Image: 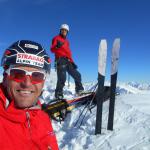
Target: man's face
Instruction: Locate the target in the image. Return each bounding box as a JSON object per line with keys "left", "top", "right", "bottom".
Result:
{"left": 60, "top": 29, "right": 68, "bottom": 37}
{"left": 5, "top": 66, "right": 45, "bottom": 108}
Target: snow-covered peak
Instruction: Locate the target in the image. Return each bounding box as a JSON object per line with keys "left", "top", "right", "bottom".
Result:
{"left": 127, "top": 81, "right": 150, "bottom": 90}
{"left": 116, "top": 82, "right": 143, "bottom": 94}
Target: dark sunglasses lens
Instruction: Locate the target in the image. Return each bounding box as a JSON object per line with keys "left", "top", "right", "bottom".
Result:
{"left": 32, "top": 72, "right": 45, "bottom": 83}
{"left": 10, "top": 69, "right": 25, "bottom": 80}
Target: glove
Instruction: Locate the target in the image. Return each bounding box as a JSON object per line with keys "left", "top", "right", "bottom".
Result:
{"left": 72, "top": 62, "right": 78, "bottom": 69}
{"left": 56, "top": 40, "right": 64, "bottom": 49}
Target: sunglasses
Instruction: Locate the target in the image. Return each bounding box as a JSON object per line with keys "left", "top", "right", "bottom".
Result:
{"left": 5, "top": 68, "right": 46, "bottom": 84}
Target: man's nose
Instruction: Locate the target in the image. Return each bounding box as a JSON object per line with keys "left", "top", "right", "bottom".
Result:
{"left": 21, "top": 75, "right": 32, "bottom": 87}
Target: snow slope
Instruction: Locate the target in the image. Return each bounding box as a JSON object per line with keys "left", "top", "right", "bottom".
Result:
{"left": 41, "top": 70, "right": 150, "bottom": 150}
{"left": 52, "top": 92, "right": 150, "bottom": 150}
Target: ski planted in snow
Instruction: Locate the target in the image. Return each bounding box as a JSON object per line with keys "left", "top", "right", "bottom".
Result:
{"left": 95, "top": 39, "right": 107, "bottom": 134}
{"left": 107, "top": 38, "right": 120, "bottom": 131}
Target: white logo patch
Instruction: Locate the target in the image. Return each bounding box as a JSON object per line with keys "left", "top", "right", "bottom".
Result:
{"left": 25, "top": 44, "right": 38, "bottom": 50}
{"left": 16, "top": 53, "right": 44, "bottom": 68}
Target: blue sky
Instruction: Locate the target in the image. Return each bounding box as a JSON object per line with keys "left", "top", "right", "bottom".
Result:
{"left": 0, "top": 0, "right": 150, "bottom": 83}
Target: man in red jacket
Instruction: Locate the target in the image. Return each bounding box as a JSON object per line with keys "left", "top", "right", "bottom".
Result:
{"left": 0, "top": 40, "right": 59, "bottom": 150}
{"left": 51, "top": 24, "right": 84, "bottom": 99}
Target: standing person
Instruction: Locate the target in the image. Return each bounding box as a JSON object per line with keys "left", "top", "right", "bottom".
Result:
{"left": 0, "top": 40, "right": 59, "bottom": 150}
{"left": 51, "top": 24, "right": 84, "bottom": 99}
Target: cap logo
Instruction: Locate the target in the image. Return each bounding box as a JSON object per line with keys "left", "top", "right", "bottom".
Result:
{"left": 25, "top": 44, "right": 38, "bottom": 50}
{"left": 16, "top": 53, "right": 44, "bottom": 68}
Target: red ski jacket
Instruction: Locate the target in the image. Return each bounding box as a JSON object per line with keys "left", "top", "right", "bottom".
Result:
{"left": 51, "top": 35, "right": 73, "bottom": 62}
{"left": 0, "top": 84, "right": 59, "bottom": 150}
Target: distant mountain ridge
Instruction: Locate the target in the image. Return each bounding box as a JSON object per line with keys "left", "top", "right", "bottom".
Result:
{"left": 41, "top": 70, "right": 150, "bottom": 102}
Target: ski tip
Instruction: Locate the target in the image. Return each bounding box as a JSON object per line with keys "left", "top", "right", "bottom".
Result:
{"left": 113, "top": 38, "right": 120, "bottom": 45}
{"left": 101, "top": 39, "right": 107, "bottom": 42}
{"left": 100, "top": 39, "right": 107, "bottom": 50}
{"left": 113, "top": 38, "right": 120, "bottom": 51}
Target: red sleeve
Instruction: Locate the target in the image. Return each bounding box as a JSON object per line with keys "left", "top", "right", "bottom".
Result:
{"left": 51, "top": 37, "right": 58, "bottom": 53}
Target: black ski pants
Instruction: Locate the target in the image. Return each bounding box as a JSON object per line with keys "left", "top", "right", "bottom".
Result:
{"left": 55, "top": 57, "right": 84, "bottom": 97}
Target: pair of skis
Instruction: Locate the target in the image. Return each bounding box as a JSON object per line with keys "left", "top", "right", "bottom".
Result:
{"left": 95, "top": 38, "right": 120, "bottom": 134}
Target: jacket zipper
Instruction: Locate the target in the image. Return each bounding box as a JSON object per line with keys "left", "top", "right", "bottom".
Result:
{"left": 26, "top": 111, "right": 32, "bottom": 140}
{"left": 26, "top": 111, "right": 31, "bottom": 128}
{"left": 26, "top": 111, "right": 38, "bottom": 148}
{"left": 26, "top": 111, "right": 52, "bottom": 149}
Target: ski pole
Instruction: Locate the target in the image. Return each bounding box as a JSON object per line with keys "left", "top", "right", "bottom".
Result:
{"left": 68, "top": 73, "right": 70, "bottom": 88}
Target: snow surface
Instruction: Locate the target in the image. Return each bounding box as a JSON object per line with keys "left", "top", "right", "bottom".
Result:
{"left": 41, "top": 70, "right": 150, "bottom": 150}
